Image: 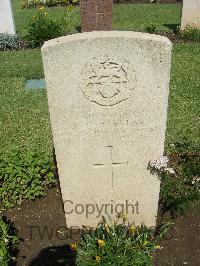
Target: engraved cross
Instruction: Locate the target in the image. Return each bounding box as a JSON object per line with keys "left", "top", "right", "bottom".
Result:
{"left": 93, "top": 146, "right": 128, "bottom": 191}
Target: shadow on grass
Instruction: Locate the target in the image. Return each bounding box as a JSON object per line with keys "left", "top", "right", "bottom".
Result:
{"left": 28, "top": 244, "right": 76, "bottom": 266}
{"left": 163, "top": 23, "right": 180, "bottom": 33}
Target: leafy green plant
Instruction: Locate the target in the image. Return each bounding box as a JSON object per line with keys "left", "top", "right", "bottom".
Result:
{"left": 180, "top": 25, "right": 200, "bottom": 42}
{"left": 0, "top": 150, "right": 55, "bottom": 210}
{"left": 150, "top": 152, "right": 200, "bottom": 216}
{"left": 162, "top": 152, "right": 200, "bottom": 215}
{"left": 24, "top": 7, "right": 73, "bottom": 47}
{"left": 75, "top": 216, "right": 171, "bottom": 265}
{"left": 21, "top": 0, "right": 78, "bottom": 9}
{"left": 0, "top": 216, "right": 19, "bottom": 266}
{"left": 0, "top": 34, "right": 22, "bottom": 51}
{"left": 145, "top": 24, "right": 157, "bottom": 34}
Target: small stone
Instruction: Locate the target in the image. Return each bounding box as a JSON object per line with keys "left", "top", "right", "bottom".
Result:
{"left": 25, "top": 79, "right": 46, "bottom": 90}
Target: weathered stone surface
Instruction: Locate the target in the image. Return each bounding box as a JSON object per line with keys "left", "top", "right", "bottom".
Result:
{"left": 181, "top": 0, "right": 200, "bottom": 30}
{"left": 42, "top": 31, "right": 172, "bottom": 228}
{"left": 80, "top": 0, "right": 113, "bottom": 32}
{"left": 0, "top": 0, "right": 15, "bottom": 34}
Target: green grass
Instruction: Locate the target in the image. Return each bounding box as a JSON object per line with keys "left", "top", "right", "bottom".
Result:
{"left": 12, "top": 0, "right": 80, "bottom": 37}
{"left": 166, "top": 44, "right": 200, "bottom": 152}
{"left": 0, "top": 50, "right": 53, "bottom": 156}
{"left": 0, "top": 44, "right": 199, "bottom": 156}
{"left": 12, "top": 1, "right": 181, "bottom": 37}
{"left": 112, "top": 4, "right": 181, "bottom": 32}
{"left": 0, "top": 49, "right": 43, "bottom": 78}
{"left": 1, "top": 2, "right": 199, "bottom": 156}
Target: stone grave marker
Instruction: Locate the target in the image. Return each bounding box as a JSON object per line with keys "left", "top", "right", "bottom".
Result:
{"left": 42, "top": 31, "right": 172, "bottom": 228}
{"left": 80, "top": 0, "right": 113, "bottom": 32}
{"left": 181, "top": 0, "right": 200, "bottom": 30}
{"left": 0, "top": 0, "right": 15, "bottom": 34}
{"left": 25, "top": 79, "right": 46, "bottom": 90}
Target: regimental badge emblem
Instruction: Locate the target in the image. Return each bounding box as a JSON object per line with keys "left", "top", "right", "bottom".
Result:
{"left": 81, "top": 56, "right": 137, "bottom": 107}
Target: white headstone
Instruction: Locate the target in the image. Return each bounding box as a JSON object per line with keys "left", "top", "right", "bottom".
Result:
{"left": 181, "top": 0, "right": 200, "bottom": 30}
{"left": 0, "top": 0, "right": 15, "bottom": 34}
{"left": 42, "top": 31, "right": 172, "bottom": 228}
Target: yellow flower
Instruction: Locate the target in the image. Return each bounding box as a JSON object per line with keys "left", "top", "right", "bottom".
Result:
{"left": 129, "top": 224, "right": 135, "bottom": 234}
{"left": 67, "top": 5, "right": 73, "bottom": 13}
{"left": 123, "top": 213, "right": 128, "bottom": 222}
{"left": 70, "top": 243, "right": 77, "bottom": 251}
{"left": 104, "top": 223, "right": 110, "bottom": 234}
{"left": 95, "top": 256, "right": 101, "bottom": 263}
{"left": 98, "top": 239, "right": 105, "bottom": 247}
{"left": 44, "top": 12, "right": 48, "bottom": 17}
{"left": 39, "top": 6, "right": 44, "bottom": 10}
{"left": 155, "top": 245, "right": 161, "bottom": 249}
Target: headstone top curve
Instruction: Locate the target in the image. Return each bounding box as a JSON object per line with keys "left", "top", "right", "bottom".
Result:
{"left": 42, "top": 31, "right": 172, "bottom": 51}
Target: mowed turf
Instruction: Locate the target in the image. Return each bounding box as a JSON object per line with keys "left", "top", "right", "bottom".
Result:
{"left": 1, "top": 2, "right": 199, "bottom": 156}
{"left": 0, "top": 44, "right": 199, "bottom": 156}
{"left": 12, "top": 0, "right": 181, "bottom": 37}
{"left": 166, "top": 44, "right": 200, "bottom": 152}
{"left": 0, "top": 50, "right": 53, "bottom": 157}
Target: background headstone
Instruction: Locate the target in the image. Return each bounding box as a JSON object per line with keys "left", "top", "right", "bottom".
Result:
{"left": 80, "top": 0, "right": 113, "bottom": 32}
{"left": 0, "top": 0, "right": 15, "bottom": 34}
{"left": 181, "top": 0, "right": 200, "bottom": 30}
{"left": 42, "top": 31, "right": 172, "bottom": 228}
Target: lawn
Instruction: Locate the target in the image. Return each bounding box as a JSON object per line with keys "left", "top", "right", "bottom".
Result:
{"left": 166, "top": 44, "right": 200, "bottom": 152}
{"left": 12, "top": 0, "right": 182, "bottom": 37}
{"left": 0, "top": 1, "right": 199, "bottom": 158}
{"left": 0, "top": 50, "right": 52, "bottom": 157}
{"left": 0, "top": 44, "right": 199, "bottom": 157}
